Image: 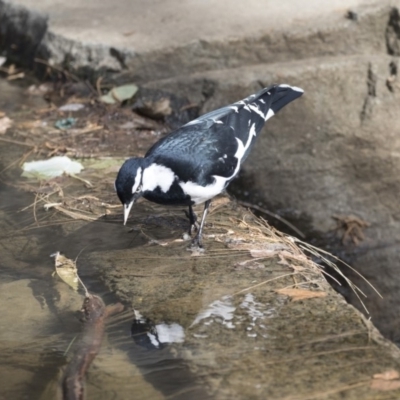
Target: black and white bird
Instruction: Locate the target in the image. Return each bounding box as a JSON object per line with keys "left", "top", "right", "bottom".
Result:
{"left": 115, "top": 84, "right": 303, "bottom": 247}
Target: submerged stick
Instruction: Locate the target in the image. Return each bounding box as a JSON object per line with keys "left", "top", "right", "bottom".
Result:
{"left": 62, "top": 294, "right": 124, "bottom": 400}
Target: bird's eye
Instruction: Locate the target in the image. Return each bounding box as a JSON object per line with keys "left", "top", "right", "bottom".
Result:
{"left": 135, "top": 185, "right": 142, "bottom": 193}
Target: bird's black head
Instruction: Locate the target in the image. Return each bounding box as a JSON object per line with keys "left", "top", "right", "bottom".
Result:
{"left": 115, "top": 157, "right": 144, "bottom": 224}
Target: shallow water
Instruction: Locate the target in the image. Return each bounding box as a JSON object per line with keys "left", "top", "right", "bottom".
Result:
{"left": 0, "top": 79, "right": 204, "bottom": 399}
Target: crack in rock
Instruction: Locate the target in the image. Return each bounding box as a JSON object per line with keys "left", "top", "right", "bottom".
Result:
{"left": 360, "top": 62, "right": 378, "bottom": 122}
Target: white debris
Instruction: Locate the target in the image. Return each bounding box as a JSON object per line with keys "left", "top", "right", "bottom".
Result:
{"left": 59, "top": 103, "right": 85, "bottom": 112}
{"left": 22, "top": 156, "right": 84, "bottom": 178}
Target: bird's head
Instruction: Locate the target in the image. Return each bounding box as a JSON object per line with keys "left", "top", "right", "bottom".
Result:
{"left": 115, "top": 158, "right": 144, "bottom": 225}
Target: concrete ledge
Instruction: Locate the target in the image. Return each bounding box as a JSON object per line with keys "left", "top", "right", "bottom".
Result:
{"left": 0, "top": 1, "right": 397, "bottom": 82}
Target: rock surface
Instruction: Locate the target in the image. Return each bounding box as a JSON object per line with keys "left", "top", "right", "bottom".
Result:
{"left": 3, "top": 0, "right": 400, "bottom": 341}
{"left": 86, "top": 199, "right": 400, "bottom": 400}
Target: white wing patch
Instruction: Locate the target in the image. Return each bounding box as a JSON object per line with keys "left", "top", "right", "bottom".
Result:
{"left": 265, "top": 108, "right": 275, "bottom": 121}
{"left": 279, "top": 83, "right": 304, "bottom": 93}
{"left": 248, "top": 104, "right": 275, "bottom": 121}
{"left": 142, "top": 164, "right": 175, "bottom": 193}
{"left": 248, "top": 104, "right": 266, "bottom": 119}
{"left": 180, "top": 123, "right": 257, "bottom": 204}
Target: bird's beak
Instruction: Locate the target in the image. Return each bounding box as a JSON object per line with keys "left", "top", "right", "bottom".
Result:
{"left": 123, "top": 201, "right": 134, "bottom": 225}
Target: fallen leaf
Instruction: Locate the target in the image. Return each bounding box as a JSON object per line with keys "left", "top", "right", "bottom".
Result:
{"left": 112, "top": 84, "right": 138, "bottom": 102}
{"left": 51, "top": 251, "right": 80, "bottom": 291}
{"left": 22, "top": 156, "right": 84, "bottom": 179}
{"left": 275, "top": 288, "right": 327, "bottom": 301}
{"left": 0, "top": 116, "right": 12, "bottom": 134}
{"left": 370, "top": 379, "right": 400, "bottom": 391}
{"left": 99, "top": 92, "right": 116, "bottom": 104}
{"left": 373, "top": 370, "right": 400, "bottom": 380}
{"left": 100, "top": 84, "right": 138, "bottom": 104}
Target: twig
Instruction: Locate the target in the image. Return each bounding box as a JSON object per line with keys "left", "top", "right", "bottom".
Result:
{"left": 62, "top": 295, "right": 124, "bottom": 400}
{"left": 34, "top": 58, "right": 80, "bottom": 82}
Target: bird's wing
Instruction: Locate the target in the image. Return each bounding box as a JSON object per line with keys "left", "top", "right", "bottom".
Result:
{"left": 145, "top": 84, "right": 303, "bottom": 186}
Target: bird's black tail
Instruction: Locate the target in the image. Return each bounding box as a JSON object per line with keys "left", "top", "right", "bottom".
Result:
{"left": 242, "top": 84, "right": 304, "bottom": 117}
{"left": 267, "top": 84, "right": 304, "bottom": 114}
{"left": 228, "top": 84, "right": 303, "bottom": 158}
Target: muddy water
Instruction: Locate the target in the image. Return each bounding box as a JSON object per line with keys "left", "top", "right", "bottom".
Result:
{"left": 3, "top": 78, "right": 400, "bottom": 400}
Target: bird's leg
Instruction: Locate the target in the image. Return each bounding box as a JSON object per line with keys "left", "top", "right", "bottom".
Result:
{"left": 184, "top": 205, "right": 198, "bottom": 235}
{"left": 191, "top": 200, "right": 211, "bottom": 248}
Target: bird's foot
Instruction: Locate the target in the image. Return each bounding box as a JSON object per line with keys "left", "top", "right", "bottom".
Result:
{"left": 187, "top": 234, "right": 205, "bottom": 253}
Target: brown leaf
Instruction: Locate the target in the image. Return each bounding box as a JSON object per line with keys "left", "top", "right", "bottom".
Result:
{"left": 373, "top": 370, "right": 400, "bottom": 380}
{"left": 370, "top": 379, "right": 400, "bottom": 391}
{"left": 275, "top": 288, "right": 327, "bottom": 301}
{"left": 52, "top": 251, "right": 80, "bottom": 291}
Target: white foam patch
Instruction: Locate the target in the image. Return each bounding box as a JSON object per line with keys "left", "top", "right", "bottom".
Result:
{"left": 142, "top": 163, "right": 175, "bottom": 193}
{"left": 155, "top": 323, "right": 185, "bottom": 344}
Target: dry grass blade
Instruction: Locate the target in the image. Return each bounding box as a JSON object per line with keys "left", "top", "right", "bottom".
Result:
{"left": 233, "top": 273, "right": 299, "bottom": 295}
{"left": 293, "top": 240, "right": 381, "bottom": 315}
{"left": 237, "top": 217, "right": 380, "bottom": 314}
{"left": 294, "top": 237, "right": 382, "bottom": 299}
{"left": 238, "top": 200, "right": 306, "bottom": 238}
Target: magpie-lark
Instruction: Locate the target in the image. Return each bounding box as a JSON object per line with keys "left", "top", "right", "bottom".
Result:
{"left": 116, "top": 84, "right": 303, "bottom": 248}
